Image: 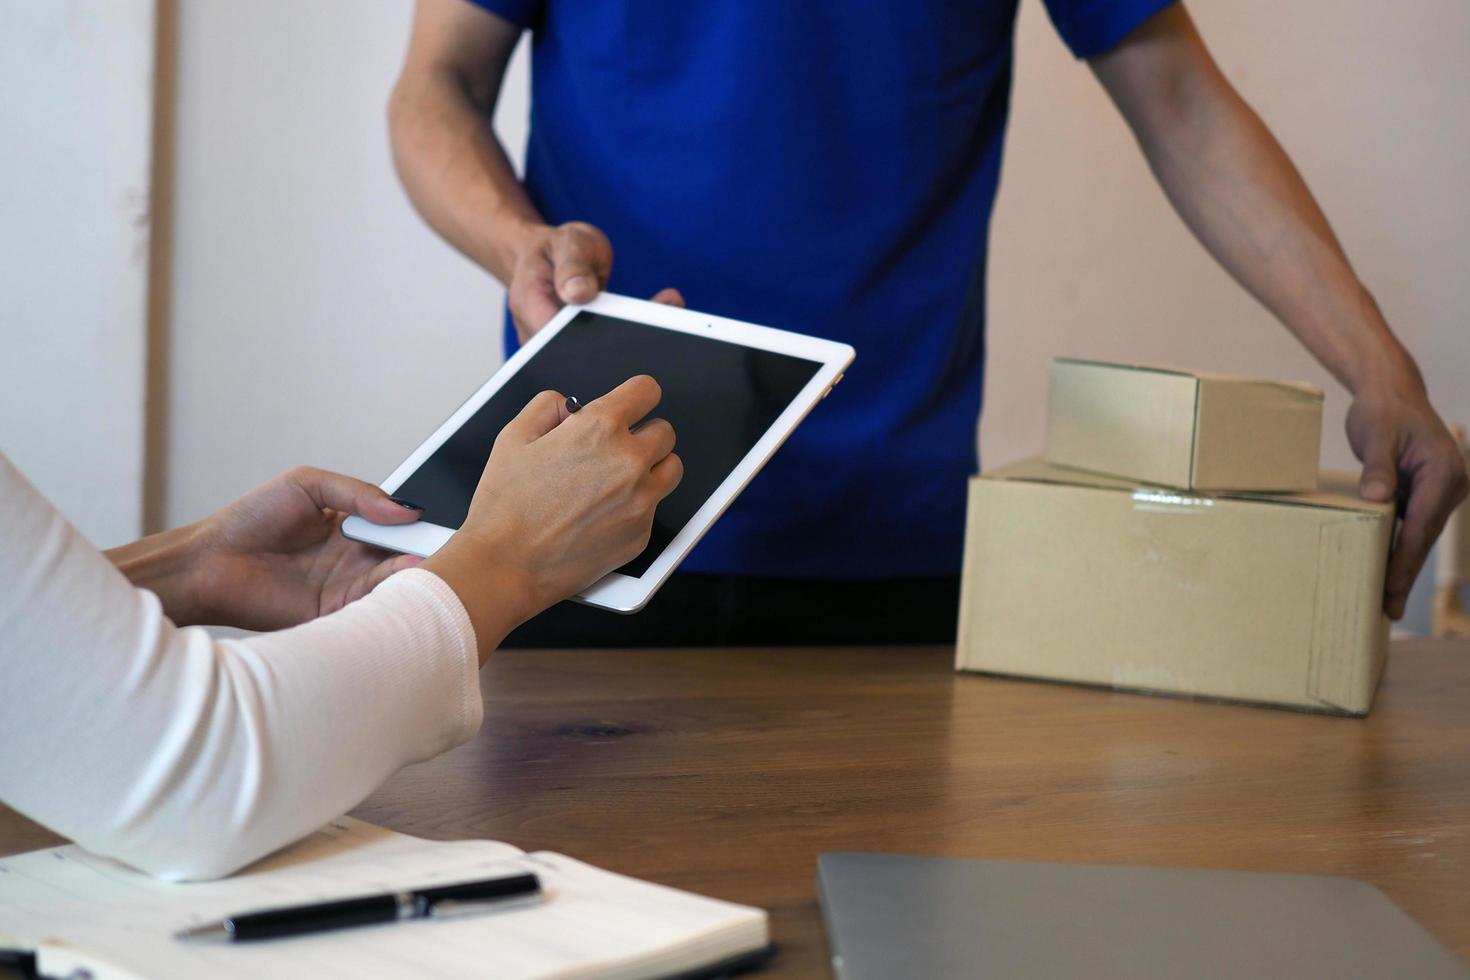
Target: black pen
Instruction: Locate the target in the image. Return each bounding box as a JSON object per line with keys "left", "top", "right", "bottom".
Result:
{"left": 175, "top": 873, "right": 543, "bottom": 942}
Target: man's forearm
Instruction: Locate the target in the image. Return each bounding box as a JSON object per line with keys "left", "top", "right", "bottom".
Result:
{"left": 1092, "top": 8, "right": 1469, "bottom": 621}
{"left": 393, "top": 4, "right": 630, "bottom": 340}
{"left": 388, "top": 63, "right": 542, "bottom": 284}
{"left": 1092, "top": 14, "right": 1420, "bottom": 400}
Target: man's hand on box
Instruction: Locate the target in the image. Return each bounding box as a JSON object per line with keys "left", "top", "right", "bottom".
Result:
{"left": 506, "top": 220, "right": 683, "bottom": 342}
{"left": 1347, "top": 371, "right": 1469, "bottom": 620}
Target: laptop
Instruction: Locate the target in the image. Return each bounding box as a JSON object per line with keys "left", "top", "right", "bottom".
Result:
{"left": 817, "top": 853, "right": 1469, "bottom": 979}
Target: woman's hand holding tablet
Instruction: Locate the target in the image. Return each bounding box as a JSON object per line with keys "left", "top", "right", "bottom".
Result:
{"left": 419, "top": 377, "right": 682, "bottom": 662}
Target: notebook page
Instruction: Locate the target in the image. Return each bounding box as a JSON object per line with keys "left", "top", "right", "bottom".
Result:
{"left": 0, "top": 819, "right": 766, "bottom": 980}
{"left": 503, "top": 853, "right": 767, "bottom": 980}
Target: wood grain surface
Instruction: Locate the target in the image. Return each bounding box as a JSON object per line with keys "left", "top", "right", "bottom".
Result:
{"left": 3, "top": 638, "right": 1468, "bottom": 978}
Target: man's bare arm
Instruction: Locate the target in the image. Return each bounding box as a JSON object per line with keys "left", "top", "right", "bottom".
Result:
{"left": 390, "top": 0, "right": 679, "bottom": 340}
{"left": 1092, "top": 4, "right": 1467, "bottom": 618}
{"left": 390, "top": 0, "right": 534, "bottom": 282}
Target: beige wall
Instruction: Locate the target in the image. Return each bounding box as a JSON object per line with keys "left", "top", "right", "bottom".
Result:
{"left": 152, "top": 1, "right": 1466, "bottom": 627}
{"left": 159, "top": 0, "right": 528, "bottom": 529}
{"left": 0, "top": 0, "right": 156, "bottom": 547}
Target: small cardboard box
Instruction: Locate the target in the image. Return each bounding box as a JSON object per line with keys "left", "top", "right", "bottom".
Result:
{"left": 956, "top": 459, "right": 1393, "bottom": 715}
{"left": 1045, "top": 358, "right": 1324, "bottom": 492}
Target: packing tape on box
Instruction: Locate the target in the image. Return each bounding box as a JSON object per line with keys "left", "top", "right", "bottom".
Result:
{"left": 1131, "top": 489, "right": 1218, "bottom": 515}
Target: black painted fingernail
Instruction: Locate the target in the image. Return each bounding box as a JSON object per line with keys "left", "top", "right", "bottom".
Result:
{"left": 565, "top": 395, "right": 582, "bottom": 414}
{"left": 390, "top": 496, "right": 423, "bottom": 511}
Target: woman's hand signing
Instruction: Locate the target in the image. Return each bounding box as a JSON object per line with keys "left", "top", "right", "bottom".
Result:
{"left": 422, "top": 375, "right": 683, "bottom": 661}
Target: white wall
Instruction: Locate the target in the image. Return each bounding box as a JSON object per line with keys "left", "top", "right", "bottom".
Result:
{"left": 0, "top": 1, "right": 155, "bottom": 547}
{"left": 984, "top": 0, "right": 1470, "bottom": 628}
{"left": 161, "top": 0, "right": 529, "bottom": 527}
{"left": 156, "top": 0, "right": 1466, "bottom": 625}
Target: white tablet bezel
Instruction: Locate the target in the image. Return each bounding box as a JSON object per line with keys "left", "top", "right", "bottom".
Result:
{"left": 342, "top": 292, "right": 854, "bottom": 613}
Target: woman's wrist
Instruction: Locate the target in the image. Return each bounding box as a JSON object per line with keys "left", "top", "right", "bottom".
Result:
{"left": 105, "top": 523, "right": 211, "bottom": 625}
{"left": 420, "top": 531, "right": 543, "bottom": 667}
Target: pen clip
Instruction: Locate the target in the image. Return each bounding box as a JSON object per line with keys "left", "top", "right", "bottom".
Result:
{"left": 428, "top": 892, "right": 547, "bottom": 919}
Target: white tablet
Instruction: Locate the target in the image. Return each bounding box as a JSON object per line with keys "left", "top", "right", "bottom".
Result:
{"left": 342, "top": 293, "right": 854, "bottom": 613}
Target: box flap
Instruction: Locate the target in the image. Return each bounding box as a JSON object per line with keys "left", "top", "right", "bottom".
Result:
{"left": 1192, "top": 372, "right": 1323, "bottom": 401}
{"left": 1053, "top": 356, "right": 1197, "bottom": 380}
{"left": 983, "top": 458, "right": 1390, "bottom": 515}
{"left": 1308, "top": 517, "right": 1392, "bottom": 711}
{"left": 1053, "top": 357, "right": 1323, "bottom": 401}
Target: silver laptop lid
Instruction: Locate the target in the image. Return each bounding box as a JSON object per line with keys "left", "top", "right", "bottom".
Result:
{"left": 818, "top": 853, "right": 1468, "bottom": 980}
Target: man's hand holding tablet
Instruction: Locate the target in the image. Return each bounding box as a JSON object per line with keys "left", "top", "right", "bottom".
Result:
{"left": 421, "top": 376, "right": 682, "bottom": 663}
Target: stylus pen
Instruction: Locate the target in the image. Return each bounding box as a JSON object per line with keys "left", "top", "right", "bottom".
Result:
{"left": 565, "top": 394, "right": 583, "bottom": 414}
{"left": 175, "top": 872, "right": 543, "bottom": 942}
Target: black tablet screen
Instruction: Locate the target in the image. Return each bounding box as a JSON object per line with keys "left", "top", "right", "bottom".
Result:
{"left": 392, "top": 312, "right": 824, "bottom": 576}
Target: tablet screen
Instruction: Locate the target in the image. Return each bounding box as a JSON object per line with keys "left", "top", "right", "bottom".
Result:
{"left": 393, "top": 311, "right": 824, "bottom": 576}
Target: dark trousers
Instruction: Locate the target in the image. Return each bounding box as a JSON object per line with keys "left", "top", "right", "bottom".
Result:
{"left": 503, "top": 573, "right": 962, "bottom": 648}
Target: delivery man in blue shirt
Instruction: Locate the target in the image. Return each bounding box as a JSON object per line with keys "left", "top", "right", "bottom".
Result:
{"left": 388, "top": 0, "right": 1467, "bottom": 646}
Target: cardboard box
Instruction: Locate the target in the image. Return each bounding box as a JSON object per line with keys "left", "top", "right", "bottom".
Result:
{"left": 1045, "top": 358, "right": 1324, "bottom": 492}
{"left": 955, "top": 459, "right": 1393, "bottom": 715}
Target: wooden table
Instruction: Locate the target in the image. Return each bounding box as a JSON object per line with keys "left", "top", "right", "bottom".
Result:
{"left": 3, "top": 638, "right": 1468, "bottom": 977}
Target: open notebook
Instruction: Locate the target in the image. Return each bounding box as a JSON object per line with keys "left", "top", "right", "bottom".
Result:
{"left": 0, "top": 818, "right": 770, "bottom": 979}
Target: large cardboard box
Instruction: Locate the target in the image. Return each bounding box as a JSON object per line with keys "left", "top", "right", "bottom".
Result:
{"left": 956, "top": 459, "right": 1394, "bottom": 715}
{"left": 1045, "top": 358, "right": 1324, "bottom": 492}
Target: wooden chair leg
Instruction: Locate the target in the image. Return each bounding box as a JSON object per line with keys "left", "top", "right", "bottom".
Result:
{"left": 1429, "top": 424, "right": 1467, "bottom": 640}
{"left": 1432, "top": 585, "right": 1470, "bottom": 639}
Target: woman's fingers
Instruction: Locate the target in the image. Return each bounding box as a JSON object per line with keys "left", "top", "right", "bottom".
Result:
{"left": 649, "top": 452, "right": 684, "bottom": 500}
{"left": 588, "top": 375, "right": 663, "bottom": 429}
{"left": 284, "top": 466, "right": 421, "bottom": 524}
{"left": 498, "top": 390, "right": 570, "bottom": 447}
{"left": 631, "top": 417, "right": 677, "bottom": 464}
{"left": 431, "top": 373, "right": 681, "bottom": 629}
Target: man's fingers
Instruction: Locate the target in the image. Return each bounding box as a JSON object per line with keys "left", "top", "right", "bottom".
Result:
{"left": 589, "top": 375, "right": 662, "bottom": 427}
{"left": 552, "top": 222, "right": 612, "bottom": 305}
{"left": 512, "top": 222, "right": 612, "bottom": 338}
{"left": 1358, "top": 437, "right": 1399, "bottom": 504}
{"left": 651, "top": 287, "right": 685, "bottom": 307}
{"left": 286, "top": 466, "right": 420, "bottom": 524}
{"left": 510, "top": 254, "right": 562, "bottom": 342}
{"left": 1383, "top": 462, "right": 1462, "bottom": 619}
{"left": 499, "top": 390, "right": 569, "bottom": 447}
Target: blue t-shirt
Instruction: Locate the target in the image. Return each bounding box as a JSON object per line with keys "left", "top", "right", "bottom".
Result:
{"left": 470, "top": 0, "right": 1174, "bottom": 580}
